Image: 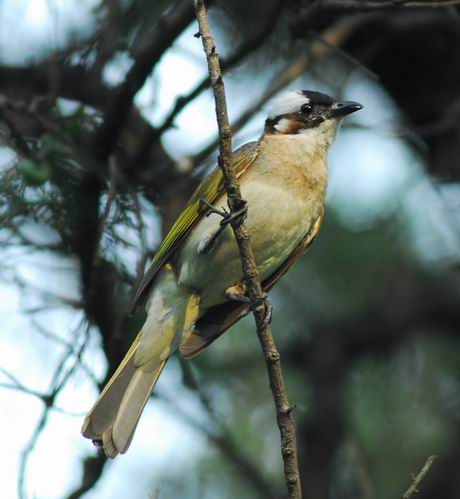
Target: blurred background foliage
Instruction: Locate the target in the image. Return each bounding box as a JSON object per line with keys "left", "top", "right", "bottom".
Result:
{"left": 1, "top": 0, "right": 460, "bottom": 498}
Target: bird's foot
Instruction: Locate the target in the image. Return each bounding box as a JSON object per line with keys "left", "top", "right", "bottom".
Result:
{"left": 200, "top": 198, "right": 248, "bottom": 228}
{"left": 199, "top": 198, "right": 229, "bottom": 219}
{"left": 260, "top": 292, "right": 273, "bottom": 329}
{"left": 226, "top": 286, "right": 272, "bottom": 327}
{"left": 198, "top": 199, "right": 248, "bottom": 255}
{"left": 225, "top": 284, "right": 250, "bottom": 303}
{"left": 219, "top": 202, "right": 248, "bottom": 228}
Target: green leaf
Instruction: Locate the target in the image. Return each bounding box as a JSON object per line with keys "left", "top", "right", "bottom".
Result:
{"left": 17, "top": 158, "right": 51, "bottom": 186}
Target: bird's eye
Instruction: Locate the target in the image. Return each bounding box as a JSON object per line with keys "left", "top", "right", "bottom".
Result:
{"left": 300, "top": 103, "right": 313, "bottom": 115}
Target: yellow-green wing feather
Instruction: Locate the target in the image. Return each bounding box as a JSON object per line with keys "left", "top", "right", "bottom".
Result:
{"left": 180, "top": 209, "right": 325, "bottom": 358}
{"left": 129, "top": 141, "right": 259, "bottom": 314}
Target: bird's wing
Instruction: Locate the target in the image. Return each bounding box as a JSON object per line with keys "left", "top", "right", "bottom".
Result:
{"left": 262, "top": 207, "right": 324, "bottom": 291}
{"left": 129, "top": 141, "right": 260, "bottom": 314}
{"left": 179, "top": 209, "right": 324, "bottom": 358}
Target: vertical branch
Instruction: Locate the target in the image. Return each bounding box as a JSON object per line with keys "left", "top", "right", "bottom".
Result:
{"left": 193, "top": 1, "right": 302, "bottom": 497}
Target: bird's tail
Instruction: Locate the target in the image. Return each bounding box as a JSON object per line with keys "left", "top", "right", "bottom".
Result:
{"left": 82, "top": 266, "right": 200, "bottom": 457}
{"left": 81, "top": 334, "right": 167, "bottom": 458}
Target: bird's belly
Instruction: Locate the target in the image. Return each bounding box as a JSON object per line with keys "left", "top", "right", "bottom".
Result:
{"left": 177, "top": 179, "right": 322, "bottom": 309}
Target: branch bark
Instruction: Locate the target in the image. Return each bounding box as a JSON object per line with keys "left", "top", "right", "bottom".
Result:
{"left": 403, "top": 455, "right": 437, "bottom": 499}
{"left": 193, "top": 1, "right": 302, "bottom": 497}
{"left": 320, "top": 0, "right": 460, "bottom": 11}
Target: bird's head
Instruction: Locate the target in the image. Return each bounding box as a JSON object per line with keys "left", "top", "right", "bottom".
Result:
{"left": 265, "top": 90, "right": 363, "bottom": 148}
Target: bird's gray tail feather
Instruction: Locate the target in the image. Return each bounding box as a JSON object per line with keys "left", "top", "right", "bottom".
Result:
{"left": 81, "top": 334, "right": 166, "bottom": 458}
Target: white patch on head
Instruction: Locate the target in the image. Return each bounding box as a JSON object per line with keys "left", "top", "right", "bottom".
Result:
{"left": 268, "top": 91, "right": 309, "bottom": 119}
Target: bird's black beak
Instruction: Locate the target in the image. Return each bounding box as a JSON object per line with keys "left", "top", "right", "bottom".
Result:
{"left": 330, "top": 101, "right": 363, "bottom": 119}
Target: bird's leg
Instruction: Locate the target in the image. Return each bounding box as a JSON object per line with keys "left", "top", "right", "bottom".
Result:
{"left": 226, "top": 284, "right": 273, "bottom": 327}
{"left": 260, "top": 292, "right": 273, "bottom": 328}
{"left": 225, "top": 283, "right": 250, "bottom": 303}
{"left": 197, "top": 199, "right": 248, "bottom": 255}
{"left": 183, "top": 293, "right": 201, "bottom": 335}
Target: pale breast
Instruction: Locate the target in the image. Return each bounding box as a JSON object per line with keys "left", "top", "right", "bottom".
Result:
{"left": 177, "top": 134, "right": 328, "bottom": 310}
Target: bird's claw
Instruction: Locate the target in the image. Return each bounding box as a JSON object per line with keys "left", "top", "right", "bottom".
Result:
{"left": 219, "top": 203, "right": 248, "bottom": 228}
{"left": 198, "top": 199, "right": 248, "bottom": 255}
{"left": 260, "top": 292, "right": 273, "bottom": 329}
{"left": 226, "top": 287, "right": 272, "bottom": 328}
{"left": 200, "top": 198, "right": 229, "bottom": 218}
{"left": 200, "top": 198, "right": 248, "bottom": 228}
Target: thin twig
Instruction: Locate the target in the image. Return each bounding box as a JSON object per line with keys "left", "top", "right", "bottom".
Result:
{"left": 193, "top": 1, "right": 301, "bottom": 497}
{"left": 93, "top": 0, "right": 199, "bottom": 162}
{"left": 402, "top": 455, "right": 437, "bottom": 499}
{"left": 0, "top": 106, "right": 33, "bottom": 158}
{"left": 17, "top": 321, "right": 89, "bottom": 499}
{"left": 127, "top": 0, "right": 281, "bottom": 168}
{"left": 65, "top": 453, "right": 107, "bottom": 499}
{"left": 321, "top": 0, "right": 460, "bottom": 11}
{"left": 92, "top": 155, "right": 119, "bottom": 270}
{"left": 129, "top": 189, "right": 154, "bottom": 301}
{"left": 160, "top": 0, "right": 281, "bottom": 134}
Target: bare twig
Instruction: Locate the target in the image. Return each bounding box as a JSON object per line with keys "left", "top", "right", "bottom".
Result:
{"left": 92, "top": 156, "right": 119, "bottom": 269}
{"left": 193, "top": 1, "right": 301, "bottom": 497}
{"left": 129, "top": 190, "right": 156, "bottom": 302}
{"left": 17, "top": 321, "right": 89, "bottom": 499}
{"left": 347, "top": 436, "right": 375, "bottom": 499}
{"left": 160, "top": 0, "right": 281, "bottom": 134}
{"left": 321, "top": 0, "right": 460, "bottom": 11}
{"left": 402, "top": 455, "right": 437, "bottom": 499}
{"left": 65, "top": 453, "right": 108, "bottom": 499}
{"left": 0, "top": 107, "right": 33, "bottom": 158}
{"left": 297, "top": 0, "right": 460, "bottom": 24}
{"left": 93, "top": 0, "right": 199, "bottom": 161}
{"left": 128, "top": 0, "right": 282, "bottom": 168}
{"left": 0, "top": 368, "right": 45, "bottom": 400}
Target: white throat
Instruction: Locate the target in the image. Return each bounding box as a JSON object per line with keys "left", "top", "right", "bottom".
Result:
{"left": 298, "top": 119, "right": 339, "bottom": 151}
{"left": 269, "top": 118, "right": 339, "bottom": 155}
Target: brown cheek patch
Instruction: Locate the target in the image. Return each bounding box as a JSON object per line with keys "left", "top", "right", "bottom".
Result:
{"left": 274, "top": 115, "right": 304, "bottom": 135}
{"left": 276, "top": 113, "right": 325, "bottom": 134}
{"left": 265, "top": 112, "right": 325, "bottom": 135}
{"left": 285, "top": 113, "right": 305, "bottom": 134}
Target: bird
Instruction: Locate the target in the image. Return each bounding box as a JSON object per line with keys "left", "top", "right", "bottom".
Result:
{"left": 82, "top": 89, "right": 363, "bottom": 457}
